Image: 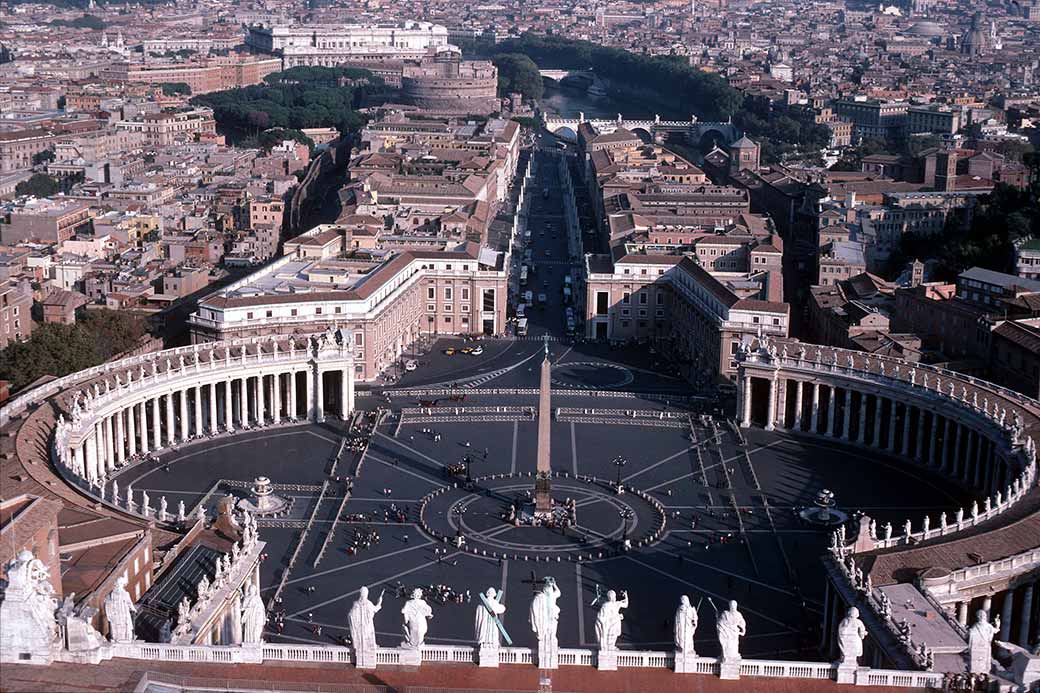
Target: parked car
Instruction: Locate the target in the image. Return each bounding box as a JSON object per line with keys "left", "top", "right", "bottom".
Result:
{"left": 444, "top": 348, "right": 457, "bottom": 356}
{"left": 469, "top": 346, "right": 484, "bottom": 356}
{"left": 404, "top": 360, "right": 417, "bottom": 371}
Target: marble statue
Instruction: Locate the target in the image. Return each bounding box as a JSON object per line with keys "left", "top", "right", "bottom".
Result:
{"left": 103, "top": 574, "right": 137, "bottom": 643}
{"left": 674, "top": 595, "right": 698, "bottom": 654}
{"left": 177, "top": 500, "right": 186, "bottom": 521}
{"left": 196, "top": 574, "right": 210, "bottom": 601}
{"left": 0, "top": 550, "right": 58, "bottom": 663}
{"left": 176, "top": 598, "right": 191, "bottom": 628}
{"left": 240, "top": 583, "right": 265, "bottom": 645}
{"left": 475, "top": 587, "right": 506, "bottom": 647}
{"left": 716, "top": 600, "right": 746, "bottom": 661}
{"left": 530, "top": 577, "right": 561, "bottom": 668}
{"left": 968, "top": 609, "right": 999, "bottom": 674}
{"left": 159, "top": 496, "right": 168, "bottom": 522}
{"left": 594, "top": 590, "right": 629, "bottom": 651}
{"left": 349, "top": 586, "right": 382, "bottom": 667}
{"left": 401, "top": 589, "right": 432, "bottom": 648}
{"left": 837, "top": 607, "right": 867, "bottom": 665}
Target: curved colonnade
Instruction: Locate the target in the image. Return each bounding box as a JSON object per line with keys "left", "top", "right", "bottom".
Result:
{"left": 735, "top": 339, "right": 1040, "bottom": 671}
{"left": 36, "top": 334, "right": 355, "bottom": 523}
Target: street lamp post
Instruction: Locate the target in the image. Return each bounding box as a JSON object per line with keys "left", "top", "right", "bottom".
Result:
{"left": 452, "top": 504, "right": 466, "bottom": 539}
{"left": 620, "top": 508, "right": 634, "bottom": 541}
{"left": 613, "top": 455, "right": 627, "bottom": 493}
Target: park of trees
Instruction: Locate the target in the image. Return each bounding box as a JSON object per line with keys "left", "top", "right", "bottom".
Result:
{"left": 492, "top": 53, "right": 543, "bottom": 101}
{"left": 0, "top": 310, "right": 150, "bottom": 392}
{"left": 190, "top": 66, "right": 386, "bottom": 144}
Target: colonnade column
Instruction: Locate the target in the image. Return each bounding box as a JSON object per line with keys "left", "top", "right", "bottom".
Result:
{"left": 273, "top": 374, "right": 282, "bottom": 425}
{"left": 85, "top": 428, "right": 99, "bottom": 482}
{"left": 74, "top": 445, "right": 85, "bottom": 479}
{"left": 942, "top": 417, "right": 954, "bottom": 472}
{"left": 914, "top": 409, "right": 926, "bottom": 462}
{"left": 887, "top": 400, "right": 897, "bottom": 452}
{"left": 901, "top": 405, "right": 912, "bottom": 456}
{"left": 1019, "top": 584, "right": 1034, "bottom": 646}
{"left": 289, "top": 372, "right": 298, "bottom": 420}
{"left": 974, "top": 438, "right": 987, "bottom": 487}
{"left": 193, "top": 386, "right": 203, "bottom": 438}
{"left": 856, "top": 393, "right": 867, "bottom": 444}
{"left": 257, "top": 374, "right": 266, "bottom": 425}
{"left": 235, "top": 379, "right": 245, "bottom": 427}
{"left": 841, "top": 390, "right": 852, "bottom": 440}
{"left": 127, "top": 404, "right": 137, "bottom": 457}
{"left": 104, "top": 416, "right": 116, "bottom": 472}
{"left": 1001, "top": 590, "right": 1015, "bottom": 641}
{"left": 966, "top": 430, "right": 978, "bottom": 483}
{"left": 764, "top": 375, "right": 777, "bottom": 432}
{"left": 793, "top": 380, "right": 803, "bottom": 431}
{"left": 224, "top": 380, "right": 234, "bottom": 432}
{"left": 740, "top": 374, "right": 752, "bottom": 427}
{"left": 810, "top": 382, "right": 820, "bottom": 434}
{"left": 209, "top": 383, "right": 218, "bottom": 434}
{"left": 954, "top": 423, "right": 964, "bottom": 478}
{"left": 114, "top": 412, "right": 125, "bottom": 466}
{"left": 927, "top": 413, "right": 939, "bottom": 466}
{"left": 165, "top": 393, "right": 175, "bottom": 446}
{"left": 340, "top": 369, "right": 350, "bottom": 420}
{"left": 873, "top": 394, "right": 883, "bottom": 447}
{"left": 314, "top": 368, "right": 325, "bottom": 423}
{"left": 151, "top": 397, "right": 162, "bottom": 451}
{"left": 179, "top": 389, "right": 189, "bottom": 442}
{"left": 827, "top": 387, "right": 837, "bottom": 437}
{"left": 139, "top": 402, "right": 149, "bottom": 455}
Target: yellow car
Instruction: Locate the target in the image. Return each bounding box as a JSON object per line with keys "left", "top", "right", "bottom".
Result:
{"left": 444, "top": 348, "right": 456, "bottom": 356}
{"left": 460, "top": 347, "right": 474, "bottom": 354}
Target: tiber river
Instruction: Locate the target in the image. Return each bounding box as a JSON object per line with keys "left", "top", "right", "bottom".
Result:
{"left": 539, "top": 81, "right": 683, "bottom": 121}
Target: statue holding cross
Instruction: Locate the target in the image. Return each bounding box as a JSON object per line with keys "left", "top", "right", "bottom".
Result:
{"left": 476, "top": 587, "right": 509, "bottom": 666}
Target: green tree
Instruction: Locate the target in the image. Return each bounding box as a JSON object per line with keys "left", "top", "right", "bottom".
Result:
{"left": 32, "top": 150, "right": 55, "bottom": 165}
{"left": 15, "top": 173, "right": 59, "bottom": 197}
{"left": 160, "top": 82, "right": 192, "bottom": 96}
{"left": 492, "top": 53, "right": 543, "bottom": 100}
{"left": 0, "top": 310, "right": 148, "bottom": 392}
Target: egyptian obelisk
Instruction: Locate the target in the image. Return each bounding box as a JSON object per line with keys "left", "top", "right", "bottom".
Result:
{"left": 534, "top": 338, "right": 553, "bottom": 516}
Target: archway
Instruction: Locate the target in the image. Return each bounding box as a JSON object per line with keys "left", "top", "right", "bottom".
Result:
{"left": 697, "top": 129, "right": 727, "bottom": 153}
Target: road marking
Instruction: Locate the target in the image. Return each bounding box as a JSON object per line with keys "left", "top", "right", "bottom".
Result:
{"left": 373, "top": 432, "right": 448, "bottom": 468}
{"left": 367, "top": 453, "right": 446, "bottom": 487}
{"left": 270, "top": 540, "right": 433, "bottom": 593}
{"left": 644, "top": 471, "right": 698, "bottom": 493}
{"left": 510, "top": 421, "right": 518, "bottom": 475}
{"left": 622, "top": 445, "right": 698, "bottom": 483}
{"left": 287, "top": 550, "right": 461, "bottom": 618}
{"left": 570, "top": 423, "right": 578, "bottom": 475}
{"left": 621, "top": 555, "right": 793, "bottom": 629}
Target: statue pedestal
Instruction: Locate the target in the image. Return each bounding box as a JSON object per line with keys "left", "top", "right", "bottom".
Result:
{"left": 597, "top": 648, "right": 618, "bottom": 671}
{"left": 398, "top": 646, "right": 422, "bottom": 667}
{"left": 673, "top": 650, "right": 699, "bottom": 673}
{"left": 836, "top": 663, "right": 863, "bottom": 684}
{"left": 477, "top": 644, "right": 500, "bottom": 668}
{"left": 719, "top": 656, "right": 742, "bottom": 680}
{"left": 536, "top": 640, "right": 559, "bottom": 670}
{"left": 354, "top": 644, "right": 377, "bottom": 669}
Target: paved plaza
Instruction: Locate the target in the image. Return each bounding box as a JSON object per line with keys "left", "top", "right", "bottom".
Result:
{"left": 114, "top": 356, "right": 974, "bottom": 660}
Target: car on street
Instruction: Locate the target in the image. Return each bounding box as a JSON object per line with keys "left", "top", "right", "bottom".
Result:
{"left": 537, "top": 293, "right": 547, "bottom": 304}
{"left": 469, "top": 346, "right": 483, "bottom": 355}
{"left": 404, "top": 360, "right": 417, "bottom": 371}
{"left": 444, "top": 348, "right": 456, "bottom": 356}
{"left": 544, "top": 250, "right": 551, "bottom": 256}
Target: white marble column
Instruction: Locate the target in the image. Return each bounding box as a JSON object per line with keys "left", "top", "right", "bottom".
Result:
{"left": 841, "top": 390, "right": 853, "bottom": 440}
{"left": 740, "top": 373, "right": 752, "bottom": 427}
{"left": 810, "top": 382, "right": 820, "bottom": 434}
{"left": 314, "top": 368, "right": 325, "bottom": 423}
{"left": 104, "top": 416, "right": 116, "bottom": 471}
{"left": 927, "top": 413, "right": 939, "bottom": 466}
{"left": 764, "top": 375, "right": 777, "bottom": 432}
{"left": 901, "top": 405, "right": 912, "bottom": 456}
{"left": 257, "top": 374, "right": 266, "bottom": 425}
{"left": 887, "top": 400, "right": 897, "bottom": 452}
{"left": 179, "top": 389, "right": 190, "bottom": 442}
{"left": 305, "top": 369, "right": 314, "bottom": 422}
{"left": 139, "top": 402, "right": 149, "bottom": 455}
{"left": 793, "top": 380, "right": 803, "bottom": 431}
{"left": 127, "top": 404, "right": 137, "bottom": 457}
{"left": 208, "top": 383, "right": 218, "bottom": 434}
{"left": 1001, "top": 590, "right": 1015, "bottom": 641}
{"left": 856, "top": 393, "right": 867, "bottom": 444}
{"left": 165, "top": 393, "right": 176, "bottom": 446}
{"left": 114, "top": 410, "right": 125, "bottom": 466}
{"left": 341, "top": 368, "right": 352, "bottom": 420}
{"left": 74, "top": 445, "right": 85, "bottom": 478}
{"left": 915, "top": 409, "right": 926, "bottom": 462}
{"left": 1019, "top": 583, "right": 1034, "bottom": 646}
{"left": 193, "top": 386, "right": 203, "bottom": 438}
{"left": 236, "top": 378, "right": 246, "bottom": 426}
{"left": 289, "top": 371, "right": 298, "bottom": 420}
{"left": 953, "top": 423, "right": 964, "bottom": 477}
{"left": 224, "top": 380, "right": 234, "bottom": 432}
{"left": 827, "top": 387, "right": 838, "bottom": 437}
{"left": 152, "top": 397, "right": 162, "bottom": 451}
{"left": 974, "top": 438, "right": 986, "bottom": 486}
{"left": 86, "top": 428, "right": 99, "bottom": 482}
{"left": 273, "top": 373, "right": 282, "bottom": 424}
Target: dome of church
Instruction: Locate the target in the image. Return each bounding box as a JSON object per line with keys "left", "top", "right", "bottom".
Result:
{"left": 907, "top": 21, "right": 943, "bottom": 37}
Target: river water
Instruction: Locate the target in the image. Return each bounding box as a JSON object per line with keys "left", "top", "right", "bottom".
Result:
{"left": 539, "top": 82, "right": 678, "bottom": 121}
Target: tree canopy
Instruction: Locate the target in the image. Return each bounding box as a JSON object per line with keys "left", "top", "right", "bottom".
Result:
{"left": 190, "top": 66, "right": 384, "bottom": 143}
{"left": 160, "top": 82, "right": 192, "bottom": 96}
{"left": 492, "top": 53, "right": 543, "bottom": 101}
{"left": 15, "top": 173, "right": 59, "bottom": 198}
{"left": 0, "top": 310, "right": 149, "bottom": 392}
{"left": 49, "top": 13, "right": 106, "bottom": 29}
